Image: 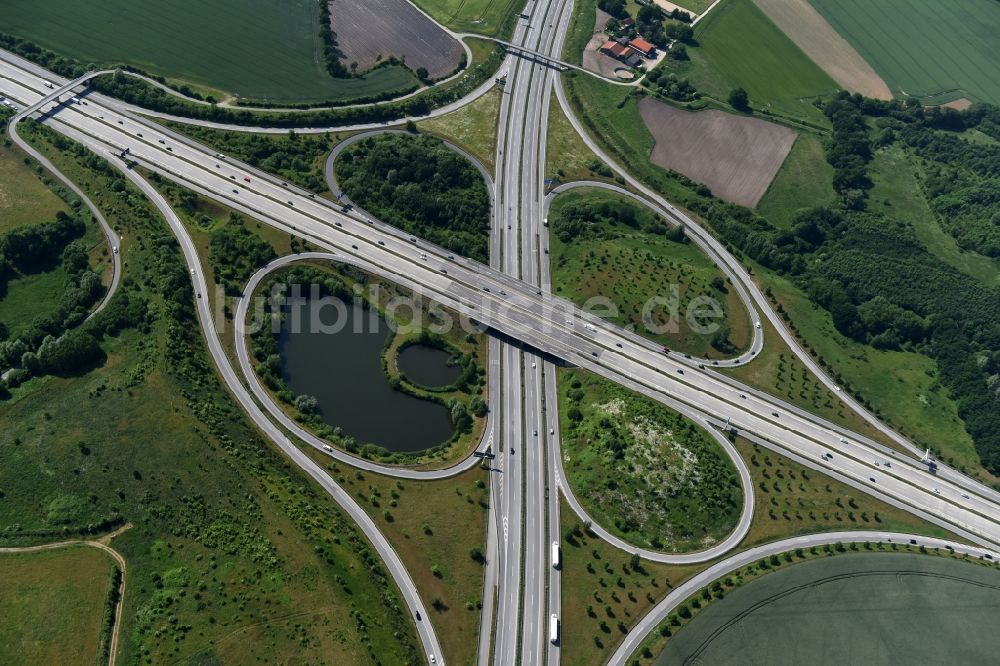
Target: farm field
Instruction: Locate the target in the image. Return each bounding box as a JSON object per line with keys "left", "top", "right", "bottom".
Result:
{"left": 331, "top": 0, "right": 463, "bottom": 80}
{"left": 664, "top": 0, "right": 839, "bottom": 125}
{"left": 413, "top": 0, "right": 522, "bottom": 37}
{"left": 809, "top": 0, "right": 1000, "bottom": 104}
{"left": 653, "top": 553, "right": 1000, "bottom": 664}
{"left": 0, "top": 546, "right": 115, "bottom": 665}
{"left": 637, "top": 98, "right": 796, "bottom": 207}
{"left": 557, "top": 369, "right": 743, "bottom": 552}
{"left": 548, "top": 187, "right": 752, "bottom": 357}
{"left": 753, "top": 0, "right": 890, "bottom": 100}
{"left": 757, "top": 133, "right": 836, "bottom": 228}
{"left": 0, "top": 0, "right": 418, "bottom": 104}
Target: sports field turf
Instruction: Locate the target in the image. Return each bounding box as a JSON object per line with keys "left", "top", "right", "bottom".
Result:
{"left": 809, "top": 0, "right": 1000, "bottom": 104}
{"left": 0, "top": 0, "right": 418, "bottom": 103}
{"left": 654, "top": 552, "right": 1000, "bottom": 664}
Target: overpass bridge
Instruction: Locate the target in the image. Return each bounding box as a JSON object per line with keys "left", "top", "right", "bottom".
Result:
{"left": 18, "top": 69, "right": 114, "bottom": 118}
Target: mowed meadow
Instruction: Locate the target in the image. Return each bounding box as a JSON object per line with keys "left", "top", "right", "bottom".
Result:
{"left": 809, "top": 0, "right": 1000, "bottom": 104}
{"left": 0, "top": 0, "right": 417, "bottom": 103}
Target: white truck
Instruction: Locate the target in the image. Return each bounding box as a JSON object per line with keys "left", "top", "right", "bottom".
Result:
{"left": 551, "top": 541, "right": 560, "bottom": 569}
{"left": 549, "top": 614, "right": 559, "bottom": 643}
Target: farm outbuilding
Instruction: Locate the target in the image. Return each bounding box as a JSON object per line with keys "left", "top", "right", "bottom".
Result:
{"left": 628, "top": 37, "right": 657, "bottom": 58}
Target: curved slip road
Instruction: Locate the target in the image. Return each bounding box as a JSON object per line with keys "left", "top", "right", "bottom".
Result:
{"left": 606, "top": 531, "right": 1000, "bottom": 666}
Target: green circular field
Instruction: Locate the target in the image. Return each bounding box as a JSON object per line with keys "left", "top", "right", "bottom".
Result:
{"left": 655, "top": 552, "right": 1000, "bottom": 665}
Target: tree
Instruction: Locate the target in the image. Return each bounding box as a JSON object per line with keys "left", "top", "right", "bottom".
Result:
{"left": 728, "top": 87, "right": 749, "bottom": 112}
{"left": 294, "top": 394, "right": 319, "bottom": 414}
{"left": 415, "top": 67, "right": 430, "bottom": 82}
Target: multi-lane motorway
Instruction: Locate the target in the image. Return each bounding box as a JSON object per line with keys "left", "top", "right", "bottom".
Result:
{"left": 3, "top": 17, "right": 1000, "bottom": 665}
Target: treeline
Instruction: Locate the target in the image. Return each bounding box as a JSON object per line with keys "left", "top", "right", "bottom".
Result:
{"left": 335, "top": 133, "right": 490, "bottom": 261}
{"left": 690, "top": 94, "right": 1000, "bottom": 472}
{"left": 317, "top": 0, "right": 349, "bottom": 78}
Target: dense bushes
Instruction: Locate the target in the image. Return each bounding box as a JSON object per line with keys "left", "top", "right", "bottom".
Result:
{"left": 335, "top": 133, "right": 491, "bottom": 261}
{"left": 209, "top": 214, "right": 277, "bottom": 295}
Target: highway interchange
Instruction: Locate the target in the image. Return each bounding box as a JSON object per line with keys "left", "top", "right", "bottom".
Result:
{"left": 2, "top": 8, "right": 1000, "bottom": 663}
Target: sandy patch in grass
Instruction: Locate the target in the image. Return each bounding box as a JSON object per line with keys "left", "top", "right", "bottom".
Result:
{"left": 753, "top": 0, "right": 891, "bottom": 100}
{"left": 943, "top": 97, "right": 973, "bottom": 110}
{"left": 638, "top": 97, "right": 796, "bottom": 207}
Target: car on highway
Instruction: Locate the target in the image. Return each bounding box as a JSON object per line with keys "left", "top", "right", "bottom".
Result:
{"left": 243, "top": 177, "right": 251, "bottom": 183}
{"left": 158, "top": 139, "right": 165, "bottom": 144}
{"left": 771, "top": 411, "right": 779, "bottom": 417}
{"left": 755, "top": 321, "right": 761, "bottom": 328}
{"left": 933, "top": 487, "right": 941, "bottom": 494}
{"left": 113, "top": 246, "right": 119, "bottom": 254}
{"left": 869, "top": 477, "right": 876, "bottom": 483}
{"left": 322, "top": 444, "right": 333, "bottom": 452}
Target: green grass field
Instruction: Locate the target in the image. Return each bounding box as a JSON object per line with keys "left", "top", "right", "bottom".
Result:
{"left": 419, "top": 86, "right": 502, "bottom": 175}
{"left": 0, "top": 546, "right": 115, "bottom": 665}
{"left": 654, "top": 552, "right": 1000, "bottom": 664}
{"left": 549, "top": 188, "right": 750, "bottom": 357}
{"left": 757, "top": 133, "right": 836, "bottom": 228}
{"left": 2, "top": 122, "right": 422, "bottom": 665}
{"left": 413, "top": 0, "right": 522, "bottom": 37}
{"left": 0, "top": 0, "right": 418, "bottom": 103}
{"left": 0, "top": 145, "right": 69, "bottom": 234}
{"left": 809, "top": 0, "right": 1000, "bottom": 104}
{"left": 558, "top": 370, "right": 742, "bottom": 552}
{"left": 665, "top": 0, "right": 839, "bottom": 125}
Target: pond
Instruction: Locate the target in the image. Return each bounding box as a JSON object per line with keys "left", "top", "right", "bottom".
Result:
{"left": 397, "top": 344, "right": 462, "bottom": 389}
{"left": 278, "top": 297, "right": 454, "bottom": 452}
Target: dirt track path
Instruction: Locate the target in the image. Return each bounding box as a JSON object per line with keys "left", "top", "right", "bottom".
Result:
{"left": 0, "top": 524, "right": 131, "bottom": 666}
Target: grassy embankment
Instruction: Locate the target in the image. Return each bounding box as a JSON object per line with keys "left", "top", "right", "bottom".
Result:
{"left": 548, "top": 187, "right": 751, "bottom": 357}
{"left": 557, "top": 370, "right": 743, "bottom": 552}
{"left": 419, "top": 87, "right": 502, "bottom": 175}
{"left": 0, "top": 546, "right": 117, "bottom": 665}
{"left": 2, "top": 119, "right": 422, "bottom": 665}
{"left": 0, "top": 0, "right": 418, "bottom": 104}
{"left": 413, "top": 0, "right": 522, "bottom": 37}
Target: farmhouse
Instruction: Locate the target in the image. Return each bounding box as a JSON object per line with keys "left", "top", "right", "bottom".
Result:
{"left": 600, "top": 40, "right": 644, "bottom": 68}
{"left": 628, "top": 37, "right": 657, "bottom": 58}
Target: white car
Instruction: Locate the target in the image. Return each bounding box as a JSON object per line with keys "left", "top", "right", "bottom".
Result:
{"left": 755, "top": 321, "right": 761, "bottom": 329}
{"left": 113, "top": 246, "right": 119, "bottom": 254}
{"left": 322, "top": 444, "right": 333, "bottom": 453}
{"left": 933, "top": 488, "right": 941, "bottom": 494}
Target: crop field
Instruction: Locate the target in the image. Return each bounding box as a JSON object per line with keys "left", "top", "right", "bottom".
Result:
{"left": 0, "top": 0, "right": 418, "bottom": 103}
{"left": 637, "top": 98, "right": 796, "bottom": 207}
{"left": 413, "top": 0, "right": 523, "bottom": 37}
{"left": 331, "top": 0, "right": 463, "bottom": 79}
{"left": 654, "top": 553, "right": 1000, "bottom": 664}
{"left": 557, "top": 370, "right": 742, "bottom": 552}
{"left": 666, "top": 0, "right": 839, "bottom": 125}
{"left": 549, "top": 188, "right": 751, "bottom": 357}
{"left": 753, "top": 0, "right": 890, "bottom": 100}
{"left": 809, "top": 0, "right": 1000, "bottom": 104}
{"left": 0, "top": 546, "right": 115, "bottom": 665}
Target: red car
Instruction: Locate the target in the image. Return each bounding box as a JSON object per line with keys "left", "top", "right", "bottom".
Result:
{"left": 243, "top": 176, "right": 251, "bottom": 183}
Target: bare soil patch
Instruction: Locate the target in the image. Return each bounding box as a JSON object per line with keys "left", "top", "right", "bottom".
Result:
{"left": 329, "top": 0, "right": 463, "bottom": 79}
{"left": 943, "top": 97, "right": 973, "bottom": 110}
{"left": 753, "top": 0, "right": 891, "bottom": 100}
{"left": 638, "top": 97, "right": 796, "bottom": 207}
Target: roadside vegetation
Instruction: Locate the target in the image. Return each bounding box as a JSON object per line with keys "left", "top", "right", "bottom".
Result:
{"left": 325, "top": 464, "right": 490, "bottom": 666}
{"left": 545, "top": 94, "right": 616, "bottom": 184}
{"left": 335, "top": 133, "right": 491, "bottom": 262}
{"left": 548, "top": 188, "right": 749, "bottom": 357}
{"left": 249, "top": 262, "right": 489, "bottom": 467}
{"left": 418, "top": 87, "right": 502, "bottom": 175}
{"left": 0, "top": 120, "right": 113, "bottom": 393}
{"left": 412, "top": 0, "right": 521, "bottom": 38}
{"left": 559, "top": 503, "right": 704, "bottom": 666}
{"left": 558, "top": 370, "right": 742, "bottom": 552}
{"left": 0, "top": 546, "right": 116, "bottom": 665}
{"left": 1, "top": 117, "right": 422, "bottom": 665}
